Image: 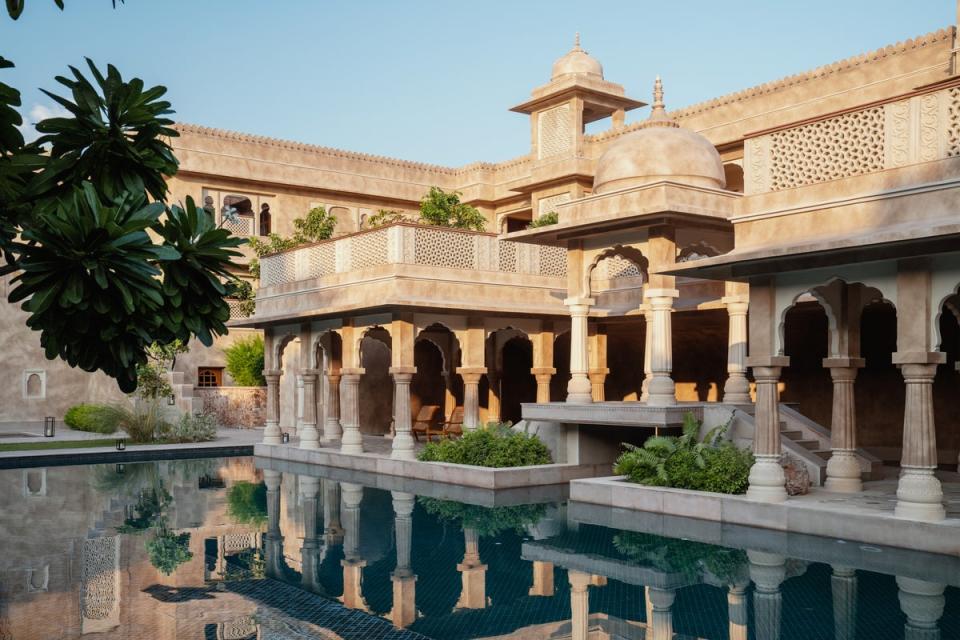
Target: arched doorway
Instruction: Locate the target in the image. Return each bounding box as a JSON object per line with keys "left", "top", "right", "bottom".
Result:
{"left": 359, "top": 327, "right": 391, "bottom": 435}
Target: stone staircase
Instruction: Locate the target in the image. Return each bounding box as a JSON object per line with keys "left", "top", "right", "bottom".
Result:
{"left": 166, "top": 371, "right": 204, "bottom": 420}
{"left": 731, "top": 404, "right": 883, "bottom": 486}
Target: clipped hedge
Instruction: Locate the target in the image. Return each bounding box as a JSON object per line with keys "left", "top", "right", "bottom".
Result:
{"left": 64, "top": 404, "right": 119, "bottom": 434}
{"left": 417, "top": 423, "right": 552, "bottom": 468}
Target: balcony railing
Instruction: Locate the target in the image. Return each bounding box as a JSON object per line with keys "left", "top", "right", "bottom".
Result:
{"left": 259, "top": 222, "right": 568, "bottom": 288}
{"left": 744, "top": 84, "right": 960, "bottom": 194}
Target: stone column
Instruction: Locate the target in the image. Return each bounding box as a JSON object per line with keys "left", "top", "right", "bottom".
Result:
{"left": 298, "top": 369, "right": 320, "bottom": 450}
{"left": 263, "top": 370, "right": 282, "bottom": 444}
{"left": 322, "top": 373, "right": 342, "bottom": 444}
{"left": 568, "top": 570, "right": 591, "bottom": 640}
{"left": 263, "top": 470, "right": 286, "bottom": 580}
{"left": 892, "top": 357, "right": 945, "bottom": 521}
{"left": 831, "top": 566, "right": 857, "bottom": 640}
{"left": 389, "top": 367, "right": 416, "bottom": 460}
{"left": 647, "top": 587, "right": 676, "bottom": 640}
{"left": 487, "top": 369, "right": 502, "bottom": 422}
{"left": 457, "top": 368, "right": 484, "bottom": 430}
{"left": 455, "top": 528, "right": 487, "bottom": 610}
{"left": 644, "top": 288, "right": 679, "bottom": 406}
{"left": 746, "top": 359, "right": 789, "bottom": 503}
{"left": 588, "top": 369, "right": 608, "bottom": 402}
{"left": 391, "top": 491, "right": 417, "bottom": 628}
{"left": 823, "top": 359, "right": 865, "bottom": 492}
{"left": 340, "top": 482, "right": 368, "bottom": 611}
{"left": 528, "top": 561, "right": 554, "bottom": 597}
{"left": 442, "top": 370, "right": 457, "bottom": 419}
{"left": 294, "top": 373, "right": 304, "bottom": 436}
{"left": 565, "top": 297, "right": 595, "bottom": 404}
{"left": 322, "top": 479, "right": 344, "bottom": 546}
{"left": 299, "top": 476, "right": 321, "bottom": 592}
{"left": 531, "top": 367, "right": 555, "bottom": 404}
{"left": 640, "top": 305, "right": 654, "bottom": 402}
{"left": 897, "top": 577, "right": 945, "bottom": 640}
{"left": 749, "top": 551, "right": 786, "bottom": 640}
{"left": 339, "top": 368, "right": 364, "bottom": 454}
{"left": 727, "top": 581, "right": 749, "bottom": 640}
{"left": 722, "top": 296, "right": 752, "bottom": 404}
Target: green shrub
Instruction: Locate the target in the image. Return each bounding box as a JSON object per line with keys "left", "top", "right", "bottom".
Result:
{"left": 417, "top": 423, "right": 552, "bottom": 467}
{"left": 613, "top": 412, "right": 753, "bottom": 495}
{"left": 613, "top": 531, "right": 748, "bottom": 581}
{"left": 112, "top": 401, "right": 171, "bottom": 443}
{"left": 227, "top": 481, "right": 268, "bottom": 525}
{"left": 224, "top": 334, "right": 265, "bottom": 386}
{"left": 419, "top": 498, "right": 547, "bottom": 537}
{"left": 164, "top": 412, "right": 217, "bottom": 443}
{"left": 64, "top": 404, "right": 119, "bottom": 434}
{"left": 527, "top": 211, "right": 559, "bottom": 228}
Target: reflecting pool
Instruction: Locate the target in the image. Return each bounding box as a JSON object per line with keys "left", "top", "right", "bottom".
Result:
{"left": 0, "top": 457, "right": 957, "bottom": 639}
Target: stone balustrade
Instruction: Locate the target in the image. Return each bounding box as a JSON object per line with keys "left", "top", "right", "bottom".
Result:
{"left": 744, "top": 84, "right": 960, "bottom": 194}
{"left": 259, "top": 222, "right": 568, "bottom": 288}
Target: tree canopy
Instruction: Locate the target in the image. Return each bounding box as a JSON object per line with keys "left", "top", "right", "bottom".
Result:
{"left": 1, "top": 14, "right": 245, "bottom": 391}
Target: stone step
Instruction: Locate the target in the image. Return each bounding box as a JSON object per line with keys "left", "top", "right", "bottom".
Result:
{"left": 796, "top": 439, "right": 821, "bottom": 450}
{"left": 780, "top": 430, "right": 804, "bottom": 440}
{"left": 813, "top": 450, "right": 832, "bottom": 460}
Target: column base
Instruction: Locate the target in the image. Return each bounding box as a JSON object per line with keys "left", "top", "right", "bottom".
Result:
{"left": 391, "top": 434, "right": 416, "bottom": 460}
{"left": 824, "top": 450, "right": 863, "bottom": 493}
{"left": 746, "top": 455, "right": 788, "bottom": 503}
{"left": 566, "top": 375, "right": 593, "bottom": 404}
{"left": 645, "top": 375, "right": 676, "bottom": 406}
{"left": 722, "top": 375, "right": 752, "bottom": 404}
{"left": 299, "top": 423, "right": 320, "bottom": 450}
{"left": 895, "top": 467, "right": 945, "bottom": 521}
{"left": 263, "top": 421, "right": 282, "bottom": 445}
{"left": 341, "top": 435, "right": 364, "bottom": 455}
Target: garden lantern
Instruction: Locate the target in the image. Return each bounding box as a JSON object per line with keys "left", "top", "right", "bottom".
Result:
{"left": 116, "top": 439, "right": 126, "bottom": 451}
{"left": 281, "top": 432, "right": 290, "bottom": 444}
{"left": 167, "top": 394, "right": 175, "bottom": 406}
{"left": 116, "top": 463, "right": 126, "bottom": 475}
{"left": 43, "top": 417, "right": 55, "bottom": 437}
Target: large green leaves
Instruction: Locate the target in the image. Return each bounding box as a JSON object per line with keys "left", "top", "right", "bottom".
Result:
{"left": 31, "top": 58, "right": 177, "bottom": 202}
{"left": 9, "top": 184, "right": 171, "bottom": 391}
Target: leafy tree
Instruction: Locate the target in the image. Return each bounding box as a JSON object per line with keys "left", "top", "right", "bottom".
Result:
{"left": 418, "top": 186, "right": 486, "bottom": 231}
{"left": 419, "top": 498, "right": 547, "bottom": 537}
{"left": 0, "top": 47, "right": 245, "bottom": 392}
{"left": 146, "top": 339, "right": 188, "bottom": 371}
{"left": 365, "top": 208, "right": 408, "bottom": 228}
{"left": 223, "top": 334, "right": 265, "bottom": 386}
{"left": 146, "top": 527, "right": 193, "bottom": 576}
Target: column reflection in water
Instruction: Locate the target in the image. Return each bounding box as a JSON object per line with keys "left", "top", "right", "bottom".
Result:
{"left": 262, "top": 469, "right": 288, "bottom": 580}
{"left": 748, "top": 551, "right": 785, "bottom": 640}
{"left": 390, "top": 491, "right": 417, "bottom": 628}
{"left": 727, "top": 580, "right": 750, "bottom": 640}
{"left": 455, "top": 528, "right": 488, "bottom": 610}
{"left": 898, "top": 577, "right": 946, "bottom": 640}
{"left": 322, "top": 479, "right": 344, "bottom": 546}
{"left": 646, "top": 586, "right": 675, "bottom": 640}
{"left": 568, "top": 570, "right": 592, "bottom": 640}
{"left": 298, "top": 475, "right": 321, "bottom": 593}
{"left": 339, "top": 482, "right": 368, "bottom": 611}
{"left": 831, "top": 565, "right": 857, "bottom": 640}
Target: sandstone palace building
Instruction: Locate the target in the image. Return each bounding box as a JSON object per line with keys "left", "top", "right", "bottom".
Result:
{"left": 5, "top": 21, "right": 960, "bottom": 520}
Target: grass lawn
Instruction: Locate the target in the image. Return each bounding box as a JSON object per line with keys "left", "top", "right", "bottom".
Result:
{"left": 0, "top": 438, "right": 127, "bottom": 452}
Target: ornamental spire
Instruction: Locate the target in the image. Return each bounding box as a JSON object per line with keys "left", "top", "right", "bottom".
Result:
{"left": 640, "top": 75, "right": 678, "bottom": 129}
{"left": 574, "top": 32, "right": 582, "bottom": 51}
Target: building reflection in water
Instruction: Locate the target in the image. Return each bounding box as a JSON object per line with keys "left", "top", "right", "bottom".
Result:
{"left": 1, "top": 458, "right": 953, "bottom": 639}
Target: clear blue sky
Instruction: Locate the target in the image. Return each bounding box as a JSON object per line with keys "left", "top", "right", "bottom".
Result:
{"left": 1, "top": 1, "right": 953, "bottom": 166}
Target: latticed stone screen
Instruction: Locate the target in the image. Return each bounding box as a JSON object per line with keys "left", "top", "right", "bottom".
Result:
{"left": 261, "top": 251, "right": 296, "bottom": 287}
{"left": 81, "top": 537, "right": 118, "bottom": 621}
{"left": 593, "top": 255, "right": 642, "bottom": 280}
{"left": 305, "top": 242, "right": 336, "bottom": 278}
{"left": 538, "top": 104, "right": 573, "bottom": 159}
{"left": 948, "top": 87, "right": 960, "bottom": 157}
{"left": 414, "top": 227, "right": 476, "bottom": 269}
{"left": 539, "top": 246, "right": 567, "bottom": 277}
{"left": 349, "top": 229, "right": 389, "bottom": 270}
{"left": 769, "top": 107, "right": 885, "bottom": 190}
{"left": 538, "top": 192, "right": 571, "bottom": 216}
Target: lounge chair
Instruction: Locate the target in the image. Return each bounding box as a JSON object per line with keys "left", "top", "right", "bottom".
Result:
{"left": 441, "top": 406, "right": 465, "bottom": 439}
{"left": 412, "top": 405, "right": 441, "bottom": 442}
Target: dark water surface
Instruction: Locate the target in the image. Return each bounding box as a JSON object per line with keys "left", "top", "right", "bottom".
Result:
{"left": 0, "top": 456, "right": 957, "bottom": 639}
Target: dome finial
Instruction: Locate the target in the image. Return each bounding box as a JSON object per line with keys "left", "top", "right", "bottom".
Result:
{"left": 574, "top": 32, "right": 582, "bottom": 50}
{"left": 640, "top": 75, "right": 677, "bottom": 129}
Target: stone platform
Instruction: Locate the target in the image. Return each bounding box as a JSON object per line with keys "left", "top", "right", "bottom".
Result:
{"left": 254, "top": 435, "right": 609, "bottom": 489}
{"left": 521, "top": 401, "right": 711, "bottom": 427}
{"left": 570, "top": 475, "right": 960, "bottom": 556}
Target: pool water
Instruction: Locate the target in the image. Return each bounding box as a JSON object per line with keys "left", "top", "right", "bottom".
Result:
{"left": 0, "top": 456, "right": 956, "bottom": 639}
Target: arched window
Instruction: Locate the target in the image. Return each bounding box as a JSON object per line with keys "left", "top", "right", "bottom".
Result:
{"left": 259, "top": 203, "right": 272, "bottom": 236}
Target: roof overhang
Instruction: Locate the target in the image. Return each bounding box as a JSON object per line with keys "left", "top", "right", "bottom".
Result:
{"left": 664, "top": 218, "right": 960, "bottom": 281}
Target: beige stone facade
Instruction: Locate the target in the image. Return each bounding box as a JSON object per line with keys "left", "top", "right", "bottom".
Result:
{"left": 5, "top": 17, "right": 960, "bottom": 522}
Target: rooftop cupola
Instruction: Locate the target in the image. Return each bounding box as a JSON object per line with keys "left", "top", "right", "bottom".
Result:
{"left": 551, "top": 33, "right": 604, "bottom": 80}
{"left": 593, "top": 77, "right": 726, "bottom": 193}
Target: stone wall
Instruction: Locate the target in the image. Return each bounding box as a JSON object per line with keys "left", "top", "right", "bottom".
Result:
{"left": 196, "top": 387, "right": 266, "bottom": 428}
